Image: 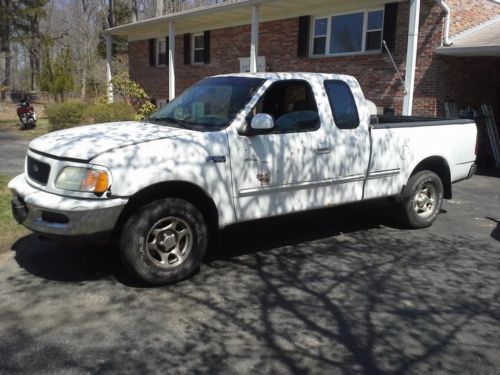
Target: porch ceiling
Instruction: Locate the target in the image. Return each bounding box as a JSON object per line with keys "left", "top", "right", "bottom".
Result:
{"left": 436, "top": 17, "right": 500, "bottom": 57}
{"left": 106, "top": 0, "right": 399, "bottom": 41}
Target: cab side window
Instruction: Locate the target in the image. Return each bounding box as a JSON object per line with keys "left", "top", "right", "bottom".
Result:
{"left": 324, "top": 80, "right": 360, "bottom": 129}
{"left": 254, "top": 80, "right": 320, "bottom": 133}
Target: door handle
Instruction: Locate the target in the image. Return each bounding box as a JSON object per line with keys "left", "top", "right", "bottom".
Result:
{"left": 315, "top": 142, "right": 331, "bottom": 154}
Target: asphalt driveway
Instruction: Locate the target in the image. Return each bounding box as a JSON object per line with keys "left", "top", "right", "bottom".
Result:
{"left": 1, "top": 130, "right": 499, "bottom": 373}
{"left": 0, "top": 130, "right": 30, "bottom": 176}
{"left": 0, "top": 172, "right": 499, "bottom": 374}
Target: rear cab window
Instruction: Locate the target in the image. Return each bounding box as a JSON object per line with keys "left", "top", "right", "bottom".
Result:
{"left": 324, "top": 80, "right": 360, "bottom": 129}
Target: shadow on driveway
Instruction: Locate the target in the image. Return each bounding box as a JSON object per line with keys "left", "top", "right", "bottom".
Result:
{"left": 4, "top": 194, "right": 500, "bottom": 373}
{"left": 11, "top": 199, "right": 399, "bottom": 285}
{"left": 486, "top": 217, "right": 500, "bottom": 241}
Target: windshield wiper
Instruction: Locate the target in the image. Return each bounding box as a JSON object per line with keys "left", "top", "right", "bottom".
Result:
{"left": 148, "top": 117, "right": 193, "bottom": 129}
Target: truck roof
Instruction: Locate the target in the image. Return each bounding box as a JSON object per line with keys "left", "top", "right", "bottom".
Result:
{"left": 215, "top": 72, "right": 353, "bottom": 82}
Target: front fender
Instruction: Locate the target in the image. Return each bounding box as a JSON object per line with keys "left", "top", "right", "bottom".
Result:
{"left": 92, "top": 131, "right": 236, "bottom": 227}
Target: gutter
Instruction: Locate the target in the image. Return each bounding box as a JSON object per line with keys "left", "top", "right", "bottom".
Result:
{"left": 434, "top": 0, "right": 453, "bottom": 46}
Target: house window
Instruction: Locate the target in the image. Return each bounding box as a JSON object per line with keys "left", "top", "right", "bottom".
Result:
{"left": 312, "top": 9, "right": 384, "bottom": 56}
{"left": 366, "top": 10, "right": 384, "bottom": 51}
{"left": 192, "top": 34, "right": 205, "bottom": 64}
{"left": 157, "top": 39, "right": 167, "bottom": 66}
{"left": 313, "top": 18, "right": 328, "bottom": 55}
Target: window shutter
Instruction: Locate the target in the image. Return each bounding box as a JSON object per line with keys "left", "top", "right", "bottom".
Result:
{"left": 383, "top": 3, "right": 399, "bottom": 52}
{"left": 184, "top": 33, "right": 191, "bottom": 64}
{"left": 297, "top": 16, "right": 310, "bottom": 57}
{"left": 149, "top": 38, "right": 156, "bottom": 66}
{"left": 165, "top": 36, "right": 169, "bottom": 65}
{"left": 203, "top": 30, "right": 211, "bottom": 64}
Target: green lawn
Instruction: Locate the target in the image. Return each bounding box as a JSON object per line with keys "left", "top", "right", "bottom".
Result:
{"left": 0, "top": 175, "right": 28, "bottom": 251}
{"left": 0, "top": 118, "right": 51, "bottom": 139}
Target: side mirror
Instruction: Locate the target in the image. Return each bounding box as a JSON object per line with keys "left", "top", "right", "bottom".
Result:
{"left": 251, "top": 113, "right": 274, "bottom": 130}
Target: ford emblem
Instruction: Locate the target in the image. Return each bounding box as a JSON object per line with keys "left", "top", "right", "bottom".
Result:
{"left": 32, "top": 164, "right": 39, "bottom": 173}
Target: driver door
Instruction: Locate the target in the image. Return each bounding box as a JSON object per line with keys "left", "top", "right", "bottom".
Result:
{"left": 228, "top": 79, "right": 334, "bottom": 222}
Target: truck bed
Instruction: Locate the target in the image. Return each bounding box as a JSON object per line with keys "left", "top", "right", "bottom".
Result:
{"left": 371, "top": 115, "right": 475, "bottom": 128}
{"left": 364, "top": 116, "right": 477, "bottom": 200}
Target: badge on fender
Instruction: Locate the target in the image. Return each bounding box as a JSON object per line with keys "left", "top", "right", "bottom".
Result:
{"left": 206, "top": 155, "right": 226, "bottom": 163}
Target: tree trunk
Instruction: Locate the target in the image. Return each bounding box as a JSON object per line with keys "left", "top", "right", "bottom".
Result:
{"left": 0, "top": 0, "right": 12, "bottom": 101}
{"left": 131, "top": 0, "right": 138, "bottom": 22}
{"left": 80, "top": 68, "right": 86, "bottom": 99}
{"left": 108, "top": 0, "right": 114, "bottom": 28}
{"left": 29, "top": 48, "right": 36, "bottom": 91}
{"left": 156, "top": 0, "right": 164, "bottom": 16}
{"left": 29, "top": 16, "right": 40, "bottom": 91}
{"left": 1, "top": 47, "right": 11, "bottom": 102}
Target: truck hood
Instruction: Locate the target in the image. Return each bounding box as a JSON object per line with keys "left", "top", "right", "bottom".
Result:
{"left": 29, "top": 121, "right": 185, "bottom": 161}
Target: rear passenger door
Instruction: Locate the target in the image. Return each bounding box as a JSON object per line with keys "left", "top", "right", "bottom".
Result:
{"left": 229, "top": 79, "right": 335, "bottom": 222}
{"left": 323, "top": 79, "right": 371, "bottom": 203}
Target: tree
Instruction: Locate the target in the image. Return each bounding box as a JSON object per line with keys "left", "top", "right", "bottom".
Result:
{"left": 52, "top": 47, "right": 75, "bottom": 101}
{"left": 16, "top": 0, "right": 48, "bottom": 91}
{"left": 0, "top": 0, "right": 13, "bottom": 101}
{"left": 38, "top": 45, "right": 75, "bottom": 101}
{"left": 98, "top": 0, "right": 132, "bottom": 59}
{"left": 0, "top": 0, "right": 48, "bottom": 98}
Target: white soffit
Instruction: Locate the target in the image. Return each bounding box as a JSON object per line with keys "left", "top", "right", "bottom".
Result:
{"left": 106, "top": 0, "right": 398, "bottom": 41}
{"left": 436, "top": 17, "right": 500, "bottom": 57}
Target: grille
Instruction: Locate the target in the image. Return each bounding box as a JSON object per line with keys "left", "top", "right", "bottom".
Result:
{"left": 27, "top": 156, "right": 51, "bottom": 185}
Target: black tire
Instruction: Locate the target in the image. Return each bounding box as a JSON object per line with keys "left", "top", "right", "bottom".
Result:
{"left": 400, "top": 170, "right": 444, "bottom": 229}
{"left": 119, "top": 198, "right": 208, "bottom": 285}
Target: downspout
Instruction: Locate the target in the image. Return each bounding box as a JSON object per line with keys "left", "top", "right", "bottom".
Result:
{"left": 434, "top": 0, "right": 453, "bottom": 46}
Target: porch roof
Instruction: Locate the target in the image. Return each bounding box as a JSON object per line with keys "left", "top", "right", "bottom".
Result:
{"left": 436, "top": 17, "right": 500, "bottom": 57}
{"left": 105, "top": 0, "right": 397, "bottom": 41}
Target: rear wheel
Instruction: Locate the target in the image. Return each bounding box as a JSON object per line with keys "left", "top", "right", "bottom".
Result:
{"left": 400, "top": 170, "right": 443, "bottom": 229}
{"left": 119, "top": 198, "right": 207, "bottom": 285}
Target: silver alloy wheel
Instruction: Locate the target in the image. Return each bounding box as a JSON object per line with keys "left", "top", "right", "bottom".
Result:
{"left": 145, "top": 216, "right": 193, "bottom": 268}
{"left": 414, "top": 182, "right": 437, "bottom": 218}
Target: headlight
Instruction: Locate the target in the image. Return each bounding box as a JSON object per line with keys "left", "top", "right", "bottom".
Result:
{"left": 55, "top": 167, "right": 110, "bottom": 193}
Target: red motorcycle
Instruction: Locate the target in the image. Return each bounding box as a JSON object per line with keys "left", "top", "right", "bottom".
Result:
{"left": 17, "top": 100, "right": 37, "bottom": 130}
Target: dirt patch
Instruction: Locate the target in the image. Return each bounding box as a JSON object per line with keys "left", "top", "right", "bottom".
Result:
{"left": 0, "top": 118, "right": 51, "bottom": 140}
{"left": 0, "top": 102, "right": 47, "bottom": 120}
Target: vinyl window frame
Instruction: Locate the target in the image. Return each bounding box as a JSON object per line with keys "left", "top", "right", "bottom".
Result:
{"left": 310, "top": 8, "right": 385, "bottom": 57}
{"left": 192, "top": 33, "right": 205, "bottom": 64}
{"left": 156, "top": 39, "right": 167, "bottom": 66}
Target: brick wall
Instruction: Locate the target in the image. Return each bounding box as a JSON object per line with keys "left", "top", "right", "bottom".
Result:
{"left": 128, "top": 0, "right": 500, "bottom": 119}
{"left": 129, "top": 3, "right": 411, "bottom": 112}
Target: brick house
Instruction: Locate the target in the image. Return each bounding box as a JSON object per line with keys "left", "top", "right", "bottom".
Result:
{"left": 106, "top": 0, "right": 500, "bottom": 121}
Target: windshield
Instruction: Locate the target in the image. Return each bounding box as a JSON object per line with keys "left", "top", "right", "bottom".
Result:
{"left": 148, "top": 76, "right": 265, "bottom": 131}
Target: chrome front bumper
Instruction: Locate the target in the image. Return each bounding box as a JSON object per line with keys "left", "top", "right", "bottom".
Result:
{"left": 8, "top": 174, "right": 128, "bottom": 237}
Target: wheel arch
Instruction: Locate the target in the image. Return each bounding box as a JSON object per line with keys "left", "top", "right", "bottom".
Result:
{"left": 114, "top": 180, "right": 219, "bottom": 239}
{"left": 409, "top": 156, "right": 452, "bottom": 199}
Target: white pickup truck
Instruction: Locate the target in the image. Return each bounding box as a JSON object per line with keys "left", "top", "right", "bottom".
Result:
{"left": 9, "top": 73, "right": 477, "bottom": 285}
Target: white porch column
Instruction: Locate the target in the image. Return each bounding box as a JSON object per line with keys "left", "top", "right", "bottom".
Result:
{"left": 168, "top": 21, "right": 176, "bottom": 101}
{"left": 402, "top": 0, "right": 420, "bottom": 115}
{"left": 105, "top": 33, "right": 114, "bottom": 103}
{"left": 250, "top": 5, "right": 260, "bottom": 73}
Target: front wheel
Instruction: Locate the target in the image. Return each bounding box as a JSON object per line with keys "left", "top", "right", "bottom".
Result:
{"left": 119, "top": 198, "right": 208, "bottom": 285}
{"left": 400, "top": 170, "right": 444, "bottom": 229}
